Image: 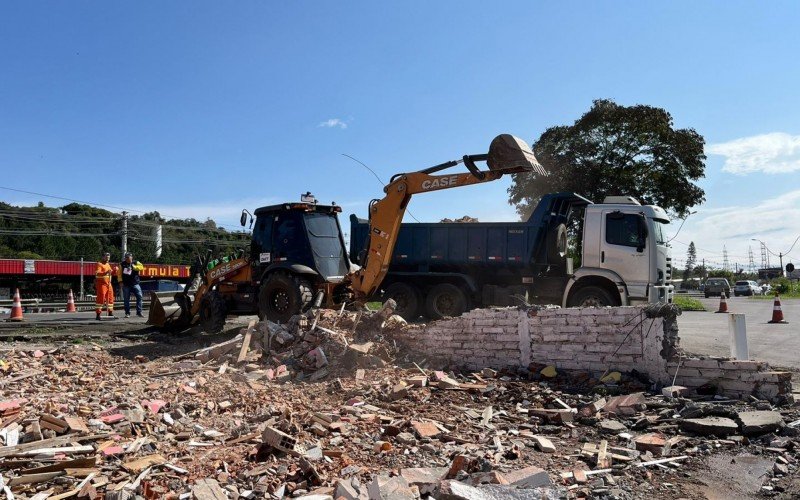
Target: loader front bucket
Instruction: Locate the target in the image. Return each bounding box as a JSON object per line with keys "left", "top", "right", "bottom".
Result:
{"left": 147, "top": 291, "right": 189, "bottom": 329}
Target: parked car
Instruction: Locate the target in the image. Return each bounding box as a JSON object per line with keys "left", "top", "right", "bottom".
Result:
{"left": 734, "top": 280, "right": 761, "bottom": 296}
{"left": 704, "top": 278, "right": 731, "bottom": 298}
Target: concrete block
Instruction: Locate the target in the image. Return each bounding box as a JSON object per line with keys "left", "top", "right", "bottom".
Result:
{"left": 718, "top": 379, "right": 759, "bottom": 392}
{"left": 719, "top": 360, "right": 764, "bottom": 371}
{"left": 481, "top": 327, "right": 505, "bottom": 334}
{"left": 399, "top": 467, "right": 448, "bottom": 496}
{"left": 681, "top": 358, "right": 724, "bottom": 369}
{"left": 673, "top": 376, "right": 721, "bottom": 388}
{"left": 539, "top": 317, "right": 568, "bottom": 326}
{"left": 680, "top": 417, "right": 739, "bottom": 437}
{"left": 737, "top": 411, "right": 785, "bottom": 436}
{"left": 502, "top": 466, "right": 552, "bottom": 488}
{"left": 751, "top": 371, "right": 793, "bottom": 383}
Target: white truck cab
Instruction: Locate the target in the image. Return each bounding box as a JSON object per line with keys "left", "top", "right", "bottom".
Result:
{"left": 564, "top": 196, "right": 674, "bottom": 307}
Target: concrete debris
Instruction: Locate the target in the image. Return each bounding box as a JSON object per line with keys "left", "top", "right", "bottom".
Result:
{"left": 661, "top": 385, "right": 690, "bottom": 398}
{"left": 680, "top": 417, "right": 740, "bottom": 437}
{"left": 598, "top": 419, "right": 628, "bottom": 433}
{"left": 737, "top": 410, "right": 785, "bottom": 436}
{"left": 1, "top": 302, "right": 799, "bottom": 498}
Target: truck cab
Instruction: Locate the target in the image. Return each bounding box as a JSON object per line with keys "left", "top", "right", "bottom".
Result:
{"left": 571, "top": 196, "right": 673, "bottom": 307}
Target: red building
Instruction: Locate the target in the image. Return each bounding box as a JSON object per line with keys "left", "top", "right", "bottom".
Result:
{"left": 0, "top": 259, "right": 190, "bottom": 299}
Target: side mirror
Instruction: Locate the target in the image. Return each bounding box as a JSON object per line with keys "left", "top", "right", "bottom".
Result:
{"left": 240, "top": 210, "right": 248, "bottom": 227}
{"left": 636, "top": 215, "right": 648, "bottom": 252}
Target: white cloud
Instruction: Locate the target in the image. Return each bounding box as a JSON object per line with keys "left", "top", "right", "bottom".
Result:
{"left": 318, "top": 118, "right": 348, "bottom": 129}
{"left": 707, "top": 132, "right": 800, "bottom": 175}
{"left": 668, "top": 189, "right": 800, "bottom": 269}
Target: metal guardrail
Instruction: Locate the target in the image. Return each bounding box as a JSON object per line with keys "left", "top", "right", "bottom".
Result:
{"left": 0, "top": 300, "right": 149, "bottom": 313}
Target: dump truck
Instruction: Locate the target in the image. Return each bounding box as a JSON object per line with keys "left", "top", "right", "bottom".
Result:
{"left": 149, "top": 134, "right": 542, "bottom": 331}
{"left": 349, "top": 193, "right": 674, "bottom": 320}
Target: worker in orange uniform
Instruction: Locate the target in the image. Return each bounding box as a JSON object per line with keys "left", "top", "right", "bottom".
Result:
{"left": 95, "top": 252, "right": 116, "bottom": 320}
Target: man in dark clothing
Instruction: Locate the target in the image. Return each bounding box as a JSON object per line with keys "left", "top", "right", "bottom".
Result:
{"left": 117, "top": 252, "right": 144, "bottom": 318}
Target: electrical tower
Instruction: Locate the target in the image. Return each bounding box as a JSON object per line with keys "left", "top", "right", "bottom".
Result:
{"left": 760, "top": 242, "right": 769, "bottom": 269}
{"left": 748, "top": 246, "right": 756, "bottom": 274}
{"left": 723, "top": 245, "right": 730, "bottom": 272}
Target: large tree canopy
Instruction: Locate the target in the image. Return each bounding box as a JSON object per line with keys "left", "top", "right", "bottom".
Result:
{"left": 508, "top": 99, "right": 706, "bottom": 219}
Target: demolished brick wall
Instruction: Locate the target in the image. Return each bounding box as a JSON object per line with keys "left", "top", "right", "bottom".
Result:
{"left": 394, "top": 306, "right": 793, "bottom": 402}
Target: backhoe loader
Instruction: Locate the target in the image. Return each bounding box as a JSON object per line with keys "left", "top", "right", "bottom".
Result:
{"left": 148, "top": 134, "right": 542, "bottom": 332}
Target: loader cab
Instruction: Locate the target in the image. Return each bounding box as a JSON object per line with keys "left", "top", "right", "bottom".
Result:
{"left": 249, "top": 202, "right": 351, "bottom": 283}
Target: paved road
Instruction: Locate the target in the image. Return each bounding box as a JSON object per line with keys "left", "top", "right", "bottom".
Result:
{"left": 679, "top": 296, "right": 799, "bottom": 369}
{"left": 0, "top": 311, "right": 150, "bottom": 327}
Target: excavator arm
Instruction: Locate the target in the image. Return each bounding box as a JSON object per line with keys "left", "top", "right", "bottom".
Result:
{"left": 348, "top": 134, "right": 546, "bottom": 302}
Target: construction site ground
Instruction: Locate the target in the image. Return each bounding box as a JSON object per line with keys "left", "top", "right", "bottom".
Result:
{"left": 1, "top": 307, "right": 799, "bottom": 499}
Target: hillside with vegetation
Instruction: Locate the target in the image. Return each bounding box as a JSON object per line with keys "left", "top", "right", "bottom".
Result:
{"left": 0, "top": 201, "right": 250, "bottom": 264}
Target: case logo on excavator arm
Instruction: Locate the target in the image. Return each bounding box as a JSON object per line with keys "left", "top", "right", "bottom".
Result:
{"left": 421, "top": 175, "right": 459, "bottom": 190}
{"left": 208, "top": 259, "right": 248, "bottom": 283}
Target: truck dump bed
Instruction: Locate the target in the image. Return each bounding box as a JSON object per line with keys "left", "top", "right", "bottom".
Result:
{"left": 349, "top": 193, "right": 590, "bottom": 277}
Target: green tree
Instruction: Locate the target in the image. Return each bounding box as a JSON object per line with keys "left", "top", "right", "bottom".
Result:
{"left": 682, "top": 241, "right": 697, "bottom": 288}
{"left": 508, "top": 99, "right": 706, "bottom": 219}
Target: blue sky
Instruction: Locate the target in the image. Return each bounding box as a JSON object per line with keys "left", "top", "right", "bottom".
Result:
{"left": 2, "top": 1, "right": 800, "bottom": 269}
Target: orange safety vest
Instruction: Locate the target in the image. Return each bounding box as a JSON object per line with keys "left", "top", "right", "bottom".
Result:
{"left": 95, "top": 262, "right": 113, "bottom": 282}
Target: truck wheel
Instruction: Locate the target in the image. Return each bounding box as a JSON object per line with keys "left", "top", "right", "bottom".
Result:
{"left": 547, "top": 223, "right": 568, "bottom": 264}
{"left": 199, "top": 291, "right": 227, "bottom": 333}
{"left": 568, "top": 286, "right": 617, "bottom": 308}
{"left": 384, "top": 282, "right": 422, "bottom": 321}
{"left": 259, "top": 273, "right": 312, "bottom": 324}
{"left": 425, "top": 283, "right": 468, "bottom": 320}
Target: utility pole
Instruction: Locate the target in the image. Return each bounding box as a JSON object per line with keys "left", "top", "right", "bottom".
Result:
{"left": 80, "top": 256, "right": 84, "bottom": 300}
{"left": 121, "top": 211, "right": 129, "bottom": 256}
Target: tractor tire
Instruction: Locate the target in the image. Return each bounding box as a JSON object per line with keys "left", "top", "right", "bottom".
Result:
{"left": 259, "top": 273, "right": 313, "bottom": 324}
{"left": 547, "top": 223, "right": 568, "bottom": 264}
{"left": 383, "top": 282, "right": 422, "bottom": 321}
{"left": 568, "top": 285, "right": 618, "bottom": 308}
{"left": 425, "top": 283, "right": 468, "bottom": 320}
{"left": 199, "top": 291, "right": 227, "bottom": 333}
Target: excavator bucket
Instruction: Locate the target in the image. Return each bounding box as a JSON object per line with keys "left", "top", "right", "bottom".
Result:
{"left": 147, "top": 291, "right": 190, "bottom": 328}
{"left": 486, "top": 134, "right": 548, "bottom": 176}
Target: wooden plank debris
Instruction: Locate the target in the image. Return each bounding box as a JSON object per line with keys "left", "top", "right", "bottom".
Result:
{"left": 237, "top": 320, "right": 256, "bottom": 363}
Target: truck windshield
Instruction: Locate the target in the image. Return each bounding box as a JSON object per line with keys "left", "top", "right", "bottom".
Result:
{"left": 304, "top": 213, "right": 349, "bottom": 280}
{"left": 652, "top": 220, "right": 668, "bottom": 245}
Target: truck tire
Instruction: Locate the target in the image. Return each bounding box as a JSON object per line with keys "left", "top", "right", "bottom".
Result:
{"left": 568, "top": 286, "right": 617, "bottom": 308}
{"left": 199, "top": 291, "right": 227, "bottom": 333}
{"left": 259, "top": 273, "right": 313, "bottom": 324}
{"left": 383, "top": 282, "right": 422, "bottom": 321}
{"left": 425, "top": 283, "right": 468, "bottom": 320}
{"left": 547, "top": 223, "right": 568, "bottom": 263}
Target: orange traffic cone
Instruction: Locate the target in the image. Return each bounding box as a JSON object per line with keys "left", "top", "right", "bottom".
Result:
{"left": 768, "top": 294, "right": 788, "bottom": 324}
{"left": 8, "top": 288, "right": 24, "bottom": 321}
{"left": 66, "top": 289, "right": 77, "bottom": 313}
{"left": 715, "top": 293, "right": 729, "bottom": 314}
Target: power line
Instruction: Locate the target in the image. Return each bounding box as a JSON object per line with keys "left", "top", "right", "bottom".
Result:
{"left": 0, "top": 229, "right": 118, "bottom": 237}
{"left": 0, "top": 185, "right": 245, "bottom": 231}
{"left": 341, "top": 153, "right": 421, "bottom": 223}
